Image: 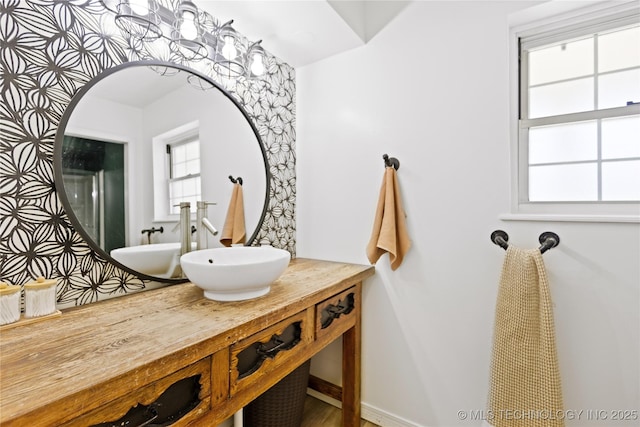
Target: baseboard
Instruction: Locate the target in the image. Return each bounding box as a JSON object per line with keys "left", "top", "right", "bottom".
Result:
{"left": 306, "top": 387, "right": 423, "bottom": 427}
{"left": 308, "top": 374, "right": 342, "bottom": 401}
{"left": 361, "top": 401, "right": 423, "bottom": 427}
{"left": 307, "top": 388, "right": 342, "bottom": 408}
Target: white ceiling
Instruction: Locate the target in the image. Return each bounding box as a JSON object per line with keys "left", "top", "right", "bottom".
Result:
{"left": 86, "top": 67, "right": 193, "bottom": 108}
{"left": 196, "top": 1, "right": 411, "bottom": 68}
{"left": 84, "top": 1, "right": 411, "bottom": 108}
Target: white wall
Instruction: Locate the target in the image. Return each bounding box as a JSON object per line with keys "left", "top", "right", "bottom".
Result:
{"left": 142, "top": 84, "right": 267, "bottom": 247}
{"left": 297, "top": 2, "right": 639, "bottom": 426}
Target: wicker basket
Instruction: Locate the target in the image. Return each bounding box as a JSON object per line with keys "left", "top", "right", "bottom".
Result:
{"left": 243, "top": 360, "right": 311, "bottom": 427}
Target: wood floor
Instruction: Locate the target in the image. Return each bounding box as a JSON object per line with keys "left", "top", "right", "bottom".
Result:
{"left": 301, "top": 396, "right": 380, "bottom": 427}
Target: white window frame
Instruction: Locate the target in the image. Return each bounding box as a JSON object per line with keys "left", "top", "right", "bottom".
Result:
{"left": 167, "top": 136, "right": 201, "bottom": 215}
{"left": 152, "top": 121, "right": 200, "bottom": 222}
{"left": 505, "top": 1, "right": 640, "bottom": 223}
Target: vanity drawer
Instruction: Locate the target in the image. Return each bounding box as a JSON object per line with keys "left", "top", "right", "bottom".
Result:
{"left": 315, "top": 286, "right": 358, "bottom": 339}
{"left": 230, "top": 309, "right": 314, "bottom": 396}
{"left": 64, "top": 357, "right": 211, "bottom": 427}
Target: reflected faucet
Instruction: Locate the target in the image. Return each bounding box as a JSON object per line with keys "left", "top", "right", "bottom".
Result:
{"left": 141, "top": 226, "right": 163, "bottom": 244}
{"left": 196, "top": 201, "right": 218, "bottom": 250}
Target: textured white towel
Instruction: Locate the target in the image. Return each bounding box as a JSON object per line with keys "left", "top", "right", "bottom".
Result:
{"left": 486, "top": 246, "right": 564, "bottom": 427}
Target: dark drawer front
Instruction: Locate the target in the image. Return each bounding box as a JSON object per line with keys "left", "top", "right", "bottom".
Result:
{"left": 65, "top": 358, "right": 211, "bottom": 427}
{"left": 315, "top": 286, "right": 357, "bottom": 339}
{"left": 230, "top": 309, "right": 313, "bottom": 396}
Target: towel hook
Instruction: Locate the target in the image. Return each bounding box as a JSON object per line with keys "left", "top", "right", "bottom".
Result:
{"left": 383, "top": 154, "right": 400, "bottom": 170}
{"left": 229, "top": 175, "right": 243, "bottom": 185}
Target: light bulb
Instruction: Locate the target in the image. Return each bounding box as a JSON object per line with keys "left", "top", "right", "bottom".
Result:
{"left": 221, "top": 35, "right": 238, "bottom": 60}
{"left": 250, "top": 53, "right": 264, "bottom": 76}
{"left": 129, "top": 0, "right": 149, "bottom": 15}
{"left": 179, "top": 11, "right": 198, "bottom": 40}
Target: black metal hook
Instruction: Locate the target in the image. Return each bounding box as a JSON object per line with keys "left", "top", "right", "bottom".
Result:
{"left": 538, "top": 231, "right": 560, "bottom": 254}
{"left": 383, "top": 154, "right": 400, "bottom": 170}
{"left": 490, "top": 230, "right": 509, "bottom": 250}
{"left": 490, "top": 230, "right": 560, "bottom": 254}
{"left": 229, "top": 175, "right": 243, "bottom": 185}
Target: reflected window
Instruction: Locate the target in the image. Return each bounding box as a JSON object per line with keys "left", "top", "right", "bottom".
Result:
{"left": 168, "top": 137, "right": 201, "bottom": 214}
{"left": 519, "top": 18, "right": 640, "bottom": 204}
{"left": 152, "top": 120, "right": 201, "bottom": 221}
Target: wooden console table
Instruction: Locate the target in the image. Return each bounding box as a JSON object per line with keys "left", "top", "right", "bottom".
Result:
{"left": 0, "top": 258, "right": 374, "bottom": 427}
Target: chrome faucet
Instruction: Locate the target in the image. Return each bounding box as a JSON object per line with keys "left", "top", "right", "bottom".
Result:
{"left": 196, "top": 201, "right": 218, "bottom": 250}
{"left": 177, "top": 202, "right": 192, "bottom": 256}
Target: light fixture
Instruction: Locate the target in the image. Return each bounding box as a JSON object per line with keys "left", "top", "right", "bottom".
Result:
{"left": 103, "top": 0, "right": 270, "bottom": 83}
{"left": 114, "top": 0, "right": 162, "bottom": 41}
{"left": 213, "top": 21, "right": 246, "bottom": 79}
{"left": 186, "top": 61, "right": 216, "bottom": 90}
{"left": 170, "top": 0, "right": 208, "bottom": 62}
{"left": 246, "top": 40, "right": 266, "bottom": 79}
{"left": 146, "top": 39, "right": 183, "bottom": 76}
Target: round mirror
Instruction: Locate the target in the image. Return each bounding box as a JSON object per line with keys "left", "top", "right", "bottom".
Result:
{"left": 54, "top": 61, "right": 269, "bottom": 283}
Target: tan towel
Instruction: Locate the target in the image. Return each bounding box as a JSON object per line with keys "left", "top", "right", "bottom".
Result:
{"left": 220, "top": 183, "right": 246, "bottom": 247}
{"left": 487, "top": 246, "right": 564, "bottom": 427}
{"left": 366, "top": 166, "right": 411, "bottom": 270}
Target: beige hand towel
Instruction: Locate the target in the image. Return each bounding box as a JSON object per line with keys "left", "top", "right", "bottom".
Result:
{"left": 220, "top": 183, "right": 246, "bottom": 247}
{"left": 487, "top": 246, "right": 564, "bottom": 427}
{"left": 366, "top": 166, "right": 411, "bottom": 270}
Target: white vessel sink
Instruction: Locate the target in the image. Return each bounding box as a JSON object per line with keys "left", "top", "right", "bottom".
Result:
{"left": 180, "top": 246, "right": 291, "bottom": 301}
{"left": 111, "top": 242, "right": 194, "bottom": 278}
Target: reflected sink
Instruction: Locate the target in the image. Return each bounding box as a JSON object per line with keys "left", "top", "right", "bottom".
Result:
{"left": 180, "top": 246, "right": 291, "bottom": 301}
{"left": 111, "top": 242, "right": 195, "bottom": 278}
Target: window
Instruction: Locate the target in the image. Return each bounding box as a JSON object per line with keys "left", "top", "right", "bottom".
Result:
{"left": 514, "top": 3, "right": 640, "bottom": 218}
{"left": 167, "top": 137, "right": 201, "bottom": 215}
{"left": 151, "top": 121, "right": 201, "bottom": 221}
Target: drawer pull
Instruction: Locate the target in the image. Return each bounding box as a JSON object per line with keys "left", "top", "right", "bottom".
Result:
{"left": 91, "top": 406, "right": 158, "bottom": 427}
{"left": 237, "top": 322, "right": 302, "bottom": 379}
{"left": 137, "top": 407, "right": 159, "bottom": 427}
{"left": 320, "top": 293, "right": 355, "bottom": 329}
{"left": 256, "top": 336, "right": 288, "bottom": 358}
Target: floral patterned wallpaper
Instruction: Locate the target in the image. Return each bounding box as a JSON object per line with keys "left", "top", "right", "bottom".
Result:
{"left": 0, "top": 0, "right": 296, "bottom": 306}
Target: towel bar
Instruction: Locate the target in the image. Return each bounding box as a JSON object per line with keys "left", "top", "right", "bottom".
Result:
{"left": 490, "top": 230, "right": 560, "bottom": 254}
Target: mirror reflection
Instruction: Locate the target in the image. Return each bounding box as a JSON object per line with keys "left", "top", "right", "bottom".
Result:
{"left": 56, "top": 62, "right": 268, "bottom": 281}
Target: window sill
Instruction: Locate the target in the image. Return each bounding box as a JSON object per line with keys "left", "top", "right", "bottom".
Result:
{"left": 499, "top": 213, "right": 640, "bottom": 223}
{"left": 153, "top": 214, "right": 197, "bottom": 223}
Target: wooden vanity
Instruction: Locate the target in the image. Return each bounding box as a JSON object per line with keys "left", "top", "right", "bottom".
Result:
{"left": 0, "top": 258, "right": 374, "bottom": 427}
